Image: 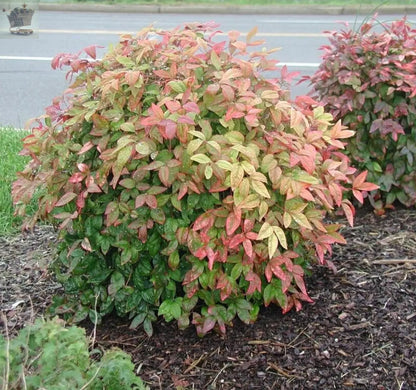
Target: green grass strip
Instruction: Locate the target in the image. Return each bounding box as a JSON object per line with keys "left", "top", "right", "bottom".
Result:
{"left": 0, "top": 127, "right": 30, "bottom": 236}
{"left": 68, "top": 0, "right": 413, "bottom": 6}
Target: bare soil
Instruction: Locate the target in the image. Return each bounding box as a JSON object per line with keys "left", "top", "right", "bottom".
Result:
{"left": 1, "top": 208, "right": 415, "bottom": 389}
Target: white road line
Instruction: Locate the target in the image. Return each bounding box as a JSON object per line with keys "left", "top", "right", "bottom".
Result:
{"left": 0, "top": 56, "right": 320, "bottom": 67}
{"left": 36, "top": 29, "right": 327, "bottom": 37}
{"left": 0, "top": 56, "right": 53, "bottom": 61}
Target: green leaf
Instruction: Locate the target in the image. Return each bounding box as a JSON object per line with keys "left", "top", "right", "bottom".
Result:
{"left": 116, "top": 55, "right": 135, "bottom": 67}
{"left": 135, "top": 141, "right": 151, "bottom": 155}
{"left": 158, "top": 299, "right": 182, "bottom": 322}
{"left": 293, "top": 171, "right": 320, "bottom": 184}
{"left": 143, "top": 317, "right": 153, "bottom": 337}
{"left": 168, "top": 80, "right": 187, "bottom": 93}
{"left": 231, "top": 263, "right": 243, "bottom": 280}
{"left": 108, "top": 271, "right": 125, "bottom": 296}
{"left": 210, "top": 50, "right": 221, "bottom": 70}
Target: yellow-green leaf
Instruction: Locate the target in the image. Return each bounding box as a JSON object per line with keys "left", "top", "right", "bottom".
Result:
{"left": 250, "top": 171, "right": 268, "bottom": 183}
{"left": 257, "top": 222, "right": 273, "bottom": 240}
{"left": 135, "top": 141, "right": 151, "bottom": 155}
{"left": 189, "top": 130, "right": 206, "bottom": 140}
{"left": 187, "top": 139, "right": 204, "bottom": 155}
{"left": 239, "top": 194, "right": 260, "bottom": 210}
{"left": 261, "top": 154, "right": 277, "bottom": 173}
{"left": 259, "top": 201, "right": 268, "bottom": 220}
{"left": 238, "top": 178, "right": 250, "bottom": 198}
{"left": 204, "top": 165, "right": 213, "bottom": 180}
{"left": 207, "top": 140, "right": 221, "bottom": 153}
{"left": 293, "top": 171, "right": 320, "bottom": 184}
{"left": 241, "top": 160, "right": 256, "bottom": 175}
{"left": 191, "top": 154, "right": 211, "bottom": 164}
{"left": 230, "top": 164, "right": 244, "bottom": 189}
{"left": 292, "top": 213, "right": 313, "bottom": 230}
{"left": 224, "top": 131, "right": 245, "bottom": 144}
{"left": 268, "top": 233, "right": 278, "bottom": 259}
{"left": 261, "top": 90, "right": 279, "bottom": 101}
{"left": 283, "top": 212, "right": 292, "bottom": 228}
{"left": 251, "top": 180, "right": 270, "bottom": 198}
{"left": 273, "top": 226, "right": 287, "bottom": 249}
{"left": 216, "top": 160, "right": 233, "bottom": 171}
{"left": 120, "top": 122, "right": 135, "bottom": 132}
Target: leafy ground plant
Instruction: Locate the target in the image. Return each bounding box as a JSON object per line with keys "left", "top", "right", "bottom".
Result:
{"left": 304, "top": 16, "right": 416, "bottom": 212}
{"left": 12, "top": 23, "right": 376, "bottom": 336}
{"left": 0, "top": 316, "right": 147, "bottom": 389}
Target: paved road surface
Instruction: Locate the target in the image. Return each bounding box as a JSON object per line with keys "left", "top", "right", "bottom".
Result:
{"left": 0, "top": 11, "right": 411, "bottom": 128}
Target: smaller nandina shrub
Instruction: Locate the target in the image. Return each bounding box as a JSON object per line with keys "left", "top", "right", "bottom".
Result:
{"left": 13, "top": 23, "right": 376, "bottom": 336}
{"left": 0, "top": 317, "right": 147, "bottom": 389}
{"left": 305, "top": 17, "right": 416, "bottom": 211}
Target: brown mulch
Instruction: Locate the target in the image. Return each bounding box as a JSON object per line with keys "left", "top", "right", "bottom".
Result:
{"left": 1, "top": 208, "right": 415, "bottom": 389}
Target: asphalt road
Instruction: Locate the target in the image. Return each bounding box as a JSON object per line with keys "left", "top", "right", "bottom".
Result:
{"left": 0, "top": 10, "right": 411, "bottom": 128}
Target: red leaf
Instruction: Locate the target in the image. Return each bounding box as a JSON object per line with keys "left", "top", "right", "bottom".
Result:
{"left": 165, "top": 100, "right": 181, "bottom": 112}
{"left": 341, "top": 200, "right": 355, "bottom": 227}
{"left": 77, "top": 141, "right": 94, "bottom": 155}
{"left": 55, "top": 192, "right": 77, "bottom": 207}
{"left": 178, "top": 183, "right": 188, "bottom": 200}
{"left": 225, "top": 107, "right": 245, "bottom": 122}
{"left": 162, "top": 120, "right": 177, "bottom": 140}
{"left": 243, "top": 239, "right": 253, "bottom": 258}
{"left": 246, "top": 271, "right": 262, "bottom": 295}
{"left": 145, "top": 195, "right": 157, "bottom": 209}
{"left": 353, "top": 189, "right": 364, "bottom": 204}
{"left": 135, "top": 195, "right": 146, "bottom": 208}
{"left": 69, "top": 172, "right": 84, "bottom": 183}
{"left": 158, "top": 166, "right": 171, "bottom": 187}
{"left": 228, "top": 233, "right": 245, "bottom": 249}
{"left": 226, "top": 210, "right": 241, "bottom": 236}
{"left": 178, "top": 115, "right": 195, "bottom": 125}
{"left": 183, "top": 267, "right": 201, "bottom": 285}
{"left": 193, "top": 213, "right": 214, "bottom": 232}
{"left": 183, "top": 102, "right": 200, "bottom": 113}
{"left": 151, "top": 103, "right": 165, "bottom": 120}
{"left": 84, "top": 45, "right": 97, "bottom": 59}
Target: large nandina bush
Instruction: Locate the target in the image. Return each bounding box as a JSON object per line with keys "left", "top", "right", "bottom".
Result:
{"left": 305, "top": 17, "right": 416, "bottom": 211}
{"left": 12, "top": 23, "right": 376, "bottom": 336}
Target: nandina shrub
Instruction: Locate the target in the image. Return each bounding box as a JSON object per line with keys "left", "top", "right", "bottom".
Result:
{"left": 12, "top": 23, "right": 376, "bottom": 336}
{"left": 305, "top": 17, "right": 416, "bottom": 211}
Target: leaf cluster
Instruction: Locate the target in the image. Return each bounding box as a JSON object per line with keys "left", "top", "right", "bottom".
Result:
{"left": 305, "top": 17, "right": 416, "bottom": 211}
{"left": 12, "top": 23, "right": 374, "bottom": 336}
{"left": 0, "top": 317, "right": 147, "bottom": 389}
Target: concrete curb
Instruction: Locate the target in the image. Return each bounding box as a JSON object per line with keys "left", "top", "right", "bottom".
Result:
{"left": 39, "top": 3, "right": 416, "bottom": 15}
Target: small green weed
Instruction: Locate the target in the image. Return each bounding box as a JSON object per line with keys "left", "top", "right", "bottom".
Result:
{"left": 0, "top": 316, "right": 148, "bottom": 389}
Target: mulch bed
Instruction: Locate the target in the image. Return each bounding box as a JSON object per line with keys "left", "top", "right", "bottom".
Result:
{"left": 1, "top": 208, "right": 415, "bottom": 389}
